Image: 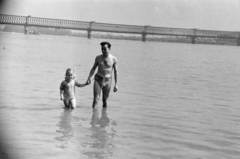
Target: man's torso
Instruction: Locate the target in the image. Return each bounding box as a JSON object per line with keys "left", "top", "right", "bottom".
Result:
{"left": 96, "top": 54, "right": 116, "bottom": 78}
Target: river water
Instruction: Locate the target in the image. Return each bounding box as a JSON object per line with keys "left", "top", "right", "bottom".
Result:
{"left": 0, "top": 32, "right": 240, "bottom": 159}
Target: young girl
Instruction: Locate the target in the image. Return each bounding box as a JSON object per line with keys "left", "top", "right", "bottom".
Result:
{"left": 60, "top": 68, "right": 90, "bottom": 108}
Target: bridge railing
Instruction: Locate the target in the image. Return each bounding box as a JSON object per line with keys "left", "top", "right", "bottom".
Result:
{"left": 196, "top": 29, "right": 239, "bottom": 39}
{"left": 92, "top": 22, "right": 144, "bottom": 33}
{"left": 147, "top": 26, "right": 194, "bottom": 36}
{"left": 28, "top": 17, "right": 90, "bottom": 30}
{"left": 0, "top": 14, "right": 239, "bottom": 43}
{"left": 0, "top": 14, "right": 27, "bottom": 25}
{"left": 0, "top": 14, "right": 90, "bottom": 30}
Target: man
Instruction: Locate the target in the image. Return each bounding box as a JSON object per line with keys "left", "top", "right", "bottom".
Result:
{"left": 86, "top": 42, "right": 118, "bottom": 108}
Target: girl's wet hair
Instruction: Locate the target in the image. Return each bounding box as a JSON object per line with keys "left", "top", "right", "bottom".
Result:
{"left": 65, "top": 68, "right": 74, "bottom": 76}
{"left": 100, "top": 42, "right": 111, "bottom": 49}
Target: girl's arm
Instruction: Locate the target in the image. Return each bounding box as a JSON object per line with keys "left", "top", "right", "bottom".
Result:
{"left": 60, "top": 89, "right": 64, "bottom": 100}
{"left": 75, "top": 81, "right": 90, "bottom": 87}
{"left": 60, "top": 82, "right": 65, "bottom": 100}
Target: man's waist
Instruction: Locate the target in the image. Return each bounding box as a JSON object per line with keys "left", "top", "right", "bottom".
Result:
{"left": 96, "top": 73, "right": 112, "bottom": 79}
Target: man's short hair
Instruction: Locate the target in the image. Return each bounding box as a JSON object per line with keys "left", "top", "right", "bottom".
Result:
{"left": 100, "top": 42, "right": 111, "bottom": 49}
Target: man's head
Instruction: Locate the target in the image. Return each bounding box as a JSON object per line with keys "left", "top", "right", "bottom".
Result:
{"left": 100, "top": 42, "right": 111, "bottom": 57}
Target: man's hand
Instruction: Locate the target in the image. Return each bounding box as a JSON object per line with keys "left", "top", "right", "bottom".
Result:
{"left": 86, "top": 79, "right": 91, "bottom": 85}
{"left": 113, "top": 85, "right": 118, "bottom": 92}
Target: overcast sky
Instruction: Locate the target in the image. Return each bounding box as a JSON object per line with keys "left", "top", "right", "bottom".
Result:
{"left": 1, "top": 0, "right": 240, "bottom": 31}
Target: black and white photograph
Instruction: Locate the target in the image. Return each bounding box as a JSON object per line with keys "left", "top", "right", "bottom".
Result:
{"left": 0, "top": 0, "right": 240, "bottom": 159}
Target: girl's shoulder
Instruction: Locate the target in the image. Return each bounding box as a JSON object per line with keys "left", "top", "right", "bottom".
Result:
{"left": 61, "top": 80, "right": 68, "bottom": 85}
{"left": 71, "top": 79, "right": 78, "bottom": 85}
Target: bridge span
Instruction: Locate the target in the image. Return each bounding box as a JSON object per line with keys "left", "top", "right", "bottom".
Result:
{"left": 0, "top": 14, "right": 240, "bottom": 45}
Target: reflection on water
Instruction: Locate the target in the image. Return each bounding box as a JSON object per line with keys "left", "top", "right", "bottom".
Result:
{"left": 55, "top": 107, "right": 117, "bottom": 158}
{"left": 83, "top": 108, "right": 117, "bottom": 159}
{"left": 55, "top": 108, "right": 74, "bottom": 149}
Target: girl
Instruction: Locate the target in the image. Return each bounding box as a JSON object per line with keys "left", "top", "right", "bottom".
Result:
{"left": 60, "top": 68, "right": 90, "bottom": 108}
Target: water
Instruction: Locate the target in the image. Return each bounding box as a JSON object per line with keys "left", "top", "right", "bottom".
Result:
{"left": 0, "top": 32, "right": 240, "bottom": 159}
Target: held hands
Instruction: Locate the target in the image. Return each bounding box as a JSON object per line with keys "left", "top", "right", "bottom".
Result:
{"left": 86, "top": 79, "right": 91, "bottom": 85}
{"left": 113, "top": 85, "right": 118, "bottom": 92}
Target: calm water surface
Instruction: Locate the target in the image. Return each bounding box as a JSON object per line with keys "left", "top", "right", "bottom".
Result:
{"left": 0, "top": 32, "right": 240, "bottom": 159}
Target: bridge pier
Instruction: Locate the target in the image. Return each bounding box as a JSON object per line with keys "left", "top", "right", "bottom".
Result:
{"left": 142, "top": 32, "right": 147, "bottom": 42}
{"left": 24, "top": 15, "right": 31, "bottom": 35}
{"left": 87, "top": 28, "right": 92, "bottom": 39}
{"left": 237, "top": 37, "right": 240, "bottom": 46}
{"left": 191, "top": 29, "right": 197, "bottom": 44}
{"left": 237, "top": 39, "right": 240, "bottom": 46}
{"left": 142, "top": 25, "right": 150, "bottom": 42}
{"left": 88, "top": 21, "right": 95, "bottom": 39}
{"left": 191, "top": 36, "right": 196, "bottom": 44}
{"left": 24, "top": 25, "right": 29, "bottom": 35}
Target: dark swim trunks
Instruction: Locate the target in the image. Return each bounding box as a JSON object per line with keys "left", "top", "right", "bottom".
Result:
{"left": 94, "top": 74, "right": 112, "bottom": 88}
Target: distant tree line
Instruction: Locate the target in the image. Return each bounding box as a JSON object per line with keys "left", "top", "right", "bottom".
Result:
{"left": 2, "top": 25, "right": 72, "bottom": 36}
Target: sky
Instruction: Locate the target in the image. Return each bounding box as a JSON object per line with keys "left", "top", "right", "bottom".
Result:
{"left": 0, "top": 0, "right": 240, "bottom": 31}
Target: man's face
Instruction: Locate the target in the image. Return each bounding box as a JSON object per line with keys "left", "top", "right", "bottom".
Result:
{"left": 101, "top": 44, "right": 109, "bottom": 57}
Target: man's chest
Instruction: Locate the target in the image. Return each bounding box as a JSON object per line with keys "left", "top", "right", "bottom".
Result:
{"left": 98, "top": 58, "right": 113, "bottom": 68}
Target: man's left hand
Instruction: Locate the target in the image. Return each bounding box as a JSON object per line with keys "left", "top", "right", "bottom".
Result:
{"left": 86, "top": 79, "right": 91, "bottom": 85}
{"left": 113, "top": 86, "right": 118, "bottom": 92}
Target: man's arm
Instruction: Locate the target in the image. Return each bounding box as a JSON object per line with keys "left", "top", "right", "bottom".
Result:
{"left": 86, "top": 57, "right": 98, "bottom": 84}
{"left": 113, "top": 57, "right": 118, "bottom": 92}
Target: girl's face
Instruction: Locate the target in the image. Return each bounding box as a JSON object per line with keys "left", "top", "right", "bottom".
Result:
{"left": 65, "top": 71, "right": 74, "bottom": 81}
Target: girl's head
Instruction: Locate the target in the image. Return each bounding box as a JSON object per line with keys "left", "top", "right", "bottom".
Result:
{"left": 65, "top": 68, "right": 75, "bottom": 81}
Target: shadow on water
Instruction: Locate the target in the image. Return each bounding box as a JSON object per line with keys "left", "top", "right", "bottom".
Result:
{"left": 82, "top": 108, "right": 117, "bottom": 159}
{"left": 55, "top": 108, "right": 74, "bottom": 149}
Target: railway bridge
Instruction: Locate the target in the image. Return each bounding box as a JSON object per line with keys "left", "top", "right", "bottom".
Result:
{"left": 1, "top": 14, "right": 240, "bottom": 45}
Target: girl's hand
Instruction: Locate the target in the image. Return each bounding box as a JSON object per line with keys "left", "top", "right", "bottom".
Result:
{"left": 86, "top": 79, "right": 91, "bottom": 85}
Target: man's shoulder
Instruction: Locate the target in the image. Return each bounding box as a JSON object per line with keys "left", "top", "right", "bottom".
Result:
{"left": 108, "top": 54, "right": 117, "bottom": 59}
{"left": 110, "top": 54, "right": 117, "bottom": 62}
{"left": 95, "top": 55, "right": 103, "bottom": 60}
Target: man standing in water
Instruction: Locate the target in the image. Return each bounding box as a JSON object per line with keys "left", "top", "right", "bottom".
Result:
{"left": 86, "top": 42, "right": 118, "bottom": 108}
